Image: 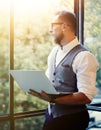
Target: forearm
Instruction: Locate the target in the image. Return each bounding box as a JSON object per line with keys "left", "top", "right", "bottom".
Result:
{"left": 54, "top": 92, "right": 91, "bottom": 105}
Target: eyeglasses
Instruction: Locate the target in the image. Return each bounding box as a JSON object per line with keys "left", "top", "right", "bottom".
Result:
{"left": 51, "top": 22, "right": 64, "bottom": 28}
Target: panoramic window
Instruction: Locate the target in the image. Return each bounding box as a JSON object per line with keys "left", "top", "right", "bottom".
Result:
{"left": 1, "top": 0, "right": 101, "bottom": 129}
{"left": 0, "top": 0, "right": 74, "bottom": 129}
{"left": 0, "top": 0, "right": 10, "bottom": 115}
{"left": 14, "top": 0, "right": 74, "bottom": 113}
{"left": 84, "top": 0, "right": 101, "bottom": 127}
{"left": 0, "top": 0, "right": 10, "bottom": 129}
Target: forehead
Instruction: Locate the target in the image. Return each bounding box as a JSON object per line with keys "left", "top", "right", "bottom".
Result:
{"left": 51, "top": 15, "right": 61, "bottom": 23}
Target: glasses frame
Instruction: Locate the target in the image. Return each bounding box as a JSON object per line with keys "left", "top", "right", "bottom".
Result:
{"left": 51, "top": 22, "right": 64, "bottom": 28}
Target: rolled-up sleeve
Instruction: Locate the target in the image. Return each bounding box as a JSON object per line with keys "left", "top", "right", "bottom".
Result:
{"left": 73, "top": 51, "right": 99, "bottom": 101}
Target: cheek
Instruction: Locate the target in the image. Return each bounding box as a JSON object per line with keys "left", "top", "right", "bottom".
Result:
{"left": 53, "top": 26, "right": 60, "bottom": 33}
{"left": 52, "top": 27, "right": 63, "bottom": 39}
{"left": 54, "top": 27, "right": 61, "bottom": 34}
{"left": 56, "top": 31, "right": 63, "bottom": 38}
{"left": 55, "top": 33, "right": 61, "bottom": 40}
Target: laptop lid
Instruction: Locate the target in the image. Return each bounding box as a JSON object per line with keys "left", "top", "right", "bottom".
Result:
{"left": 10, "top": 70, "right": 60, "bottom": 94}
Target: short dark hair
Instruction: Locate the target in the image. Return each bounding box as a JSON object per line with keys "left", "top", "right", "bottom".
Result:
{"left": 55, "top": 11, "right": 77, "bottom": 32}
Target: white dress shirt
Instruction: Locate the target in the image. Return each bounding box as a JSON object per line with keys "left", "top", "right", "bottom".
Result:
{"left": 46, "top": 38, "right": 99, "bottom": 100}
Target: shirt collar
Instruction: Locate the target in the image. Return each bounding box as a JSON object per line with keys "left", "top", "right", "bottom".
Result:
{"left": 58, "top": 37, "right": 80, "bottom": 53}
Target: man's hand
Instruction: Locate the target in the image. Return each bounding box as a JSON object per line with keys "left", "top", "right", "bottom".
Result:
{"left": 28, "top": 89, "right": 53, "bottom": 102}
{"left": 28, "top": 89, "right": 42, "bottom": 98}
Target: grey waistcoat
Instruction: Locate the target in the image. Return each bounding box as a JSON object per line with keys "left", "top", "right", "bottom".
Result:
{"left": 49, "top": 45, "right": 88, "bottom": 118}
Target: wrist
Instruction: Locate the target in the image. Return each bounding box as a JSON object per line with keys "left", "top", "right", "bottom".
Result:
{"left": 50, "top": 97, "right": 57, "bottom": 103}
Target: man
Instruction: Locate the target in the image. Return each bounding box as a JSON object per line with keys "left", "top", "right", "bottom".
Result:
{"left": 29, "top": 11, "right": 99, "bottom": 130}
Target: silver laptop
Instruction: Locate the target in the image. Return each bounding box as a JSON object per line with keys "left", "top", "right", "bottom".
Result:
{"left": 10, "top": 70, "right": 72, "bottom": 95}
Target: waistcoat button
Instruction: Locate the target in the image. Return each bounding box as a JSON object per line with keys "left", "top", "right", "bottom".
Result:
{"left": 53, "top": 72, "right": 56, "bottom": 75}
{"left": 52, "top": 80, "right": 54, "bottom": 82}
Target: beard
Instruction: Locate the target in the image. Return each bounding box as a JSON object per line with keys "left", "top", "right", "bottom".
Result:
{"left": 54, "top": 32, "right": 64, "bottom": 46}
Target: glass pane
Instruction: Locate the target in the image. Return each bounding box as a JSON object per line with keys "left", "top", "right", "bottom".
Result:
{"left": 0, "top": 121, "right": 10, "bottom": 130}
{"left": 14, "top": 0, "right": 74, "bottom": 113}
{"left": 15, "top": 116, "right": 45, "bottom": 130}
{"left": 0, "top": 0, "right": 10, "bottom": 115}
{"left": 84, "top": 0, "right": 101, "bottom": 128}
{"left": 14, "top": 84, "right": 47, "bottom": 113}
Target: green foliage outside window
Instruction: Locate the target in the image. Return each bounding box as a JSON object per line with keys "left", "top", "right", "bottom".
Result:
{"left": 84, "top": 0, "right": 101, "bottom": 88}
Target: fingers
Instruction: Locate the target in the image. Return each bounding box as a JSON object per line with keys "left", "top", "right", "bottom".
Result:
{"left": 41, "top": 90, "right": 51, "bottom": 101}
{"left": 28, "top": 89, "right": 41, "bottom": 98}
{"left": 41, "top": 90, "right": 49, "bottom": 98}
{"left": 41, "top": 90, "right": 47, "bottom": 95}
{"left": 28, "top": 89, "right": 52, "bottom": 102}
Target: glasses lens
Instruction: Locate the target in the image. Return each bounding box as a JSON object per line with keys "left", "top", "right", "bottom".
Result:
{"left": 51, "top": 22, "right": 63, "bottom": 27}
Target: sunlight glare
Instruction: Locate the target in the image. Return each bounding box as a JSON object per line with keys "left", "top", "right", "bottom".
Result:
{"left": 14, "top": 0, "right": 51, "bottom": 15}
